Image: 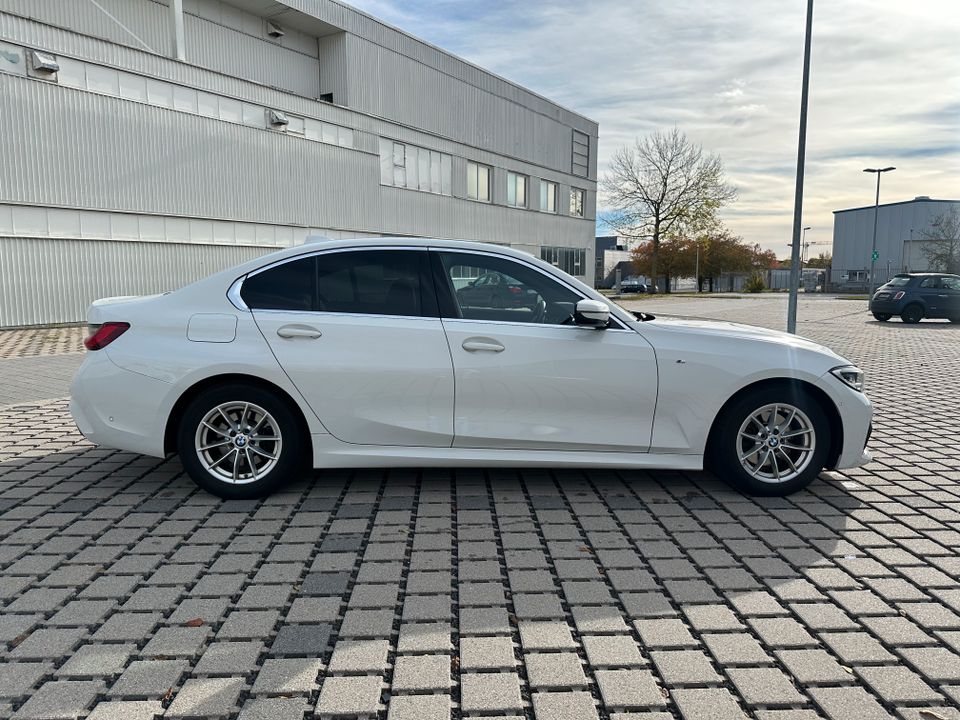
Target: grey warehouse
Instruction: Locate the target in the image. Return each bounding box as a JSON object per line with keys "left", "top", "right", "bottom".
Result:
{"left": 0, "top": 0, "right": 598, "bottom": 327}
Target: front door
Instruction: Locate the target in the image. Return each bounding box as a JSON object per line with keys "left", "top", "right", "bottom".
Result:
{"left": 243, "top": 248, "right": 454, "bottom": 447}
{"left": 432, "top": 250, "right": 658, "bottom": 452}
{"left": 918, "top": 276, "right": 942, "bottom": 314}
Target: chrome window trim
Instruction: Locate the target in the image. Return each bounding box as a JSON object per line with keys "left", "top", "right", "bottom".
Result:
{"left": 227, "top": 276, "right": 249, "bottom": 312}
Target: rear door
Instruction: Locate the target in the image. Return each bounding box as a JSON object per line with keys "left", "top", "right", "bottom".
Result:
{"left": 243, "top": 248, "right": 454, "bottom": 447}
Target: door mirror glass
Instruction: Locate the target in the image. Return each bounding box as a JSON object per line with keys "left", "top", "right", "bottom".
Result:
{"left": 574, "top": 299, "right": 610, "bottom": 328}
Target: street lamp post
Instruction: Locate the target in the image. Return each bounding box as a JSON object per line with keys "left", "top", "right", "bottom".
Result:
{"left": 787, "top": 0, "right": 814, "bottom": 334}
{"left": 864, "top": 166, "right": 895, "bottom": 297}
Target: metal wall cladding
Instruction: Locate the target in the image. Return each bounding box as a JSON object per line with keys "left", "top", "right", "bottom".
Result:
{"left": 0, "top": 236, "right": 271, "bottom": 327}
{"left": 0, "top": 73, "right": 378, "bottom": 228}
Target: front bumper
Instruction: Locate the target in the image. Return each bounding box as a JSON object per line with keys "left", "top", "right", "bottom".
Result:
{"left": 815, "top": 371, "right": 874, "bottom": 470}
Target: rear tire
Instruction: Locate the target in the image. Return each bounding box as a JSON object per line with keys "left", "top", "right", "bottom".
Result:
{"left": 177, "top": 384, "right": 304, "bottom": 499}
{"left": 900, "top": 304, "right": 923, "bottom": 324}
{"left": 872, "top": 313, "right": 891, "bottom": 322}
{"left": 709, "top": 385, "right": 831, "bottom": 497}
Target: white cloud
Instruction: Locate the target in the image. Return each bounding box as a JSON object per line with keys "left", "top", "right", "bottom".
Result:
{"left": 348, "top": 0, "right": 960, "bottom": 256}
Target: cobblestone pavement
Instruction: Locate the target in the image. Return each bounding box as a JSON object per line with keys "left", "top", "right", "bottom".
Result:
{"left": 1, "top": 296, "right": 959, "bottom": 720}
{"left": 0, "top": 327, "right": 85, "bottom": 359}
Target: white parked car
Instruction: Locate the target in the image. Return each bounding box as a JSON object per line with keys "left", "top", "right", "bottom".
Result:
{"left": 70, "top": 238, "right": 872, "bottom": 499}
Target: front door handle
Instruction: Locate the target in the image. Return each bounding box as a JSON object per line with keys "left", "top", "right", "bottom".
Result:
{"left": 462, "top": 338, "right": 505, "bottom": 353}
{"left": 277, "top": 324, "right": 322, "bottom": 339}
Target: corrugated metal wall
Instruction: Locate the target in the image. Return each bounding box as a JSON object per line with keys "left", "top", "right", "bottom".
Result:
{"left": 0, "top": 237, "right": 272, "bottom": 327}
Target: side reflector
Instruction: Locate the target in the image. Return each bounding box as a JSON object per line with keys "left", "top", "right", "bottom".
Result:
{"left": 84, "top": 322, "right": 130, "bottom": 351}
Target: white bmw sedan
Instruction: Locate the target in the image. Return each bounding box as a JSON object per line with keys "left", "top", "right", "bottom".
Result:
{"left": 70, "top": 238, "right": 872, "bottom": 499}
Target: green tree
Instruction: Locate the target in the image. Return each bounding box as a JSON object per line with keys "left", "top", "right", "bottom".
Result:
{"left": 602, "top": 128, "right": 736, "bottom": 288}
{"left": 806, "top": 252, "right": 832, "bottom": 269}
{"left": 631, "top": 235, "right": 696, "bottom": 293}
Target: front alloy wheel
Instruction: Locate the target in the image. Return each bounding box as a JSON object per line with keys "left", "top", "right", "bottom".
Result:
{"left": 177, "top": 384, "right": 303, "bottom": 498}
{"left": 710, "top": 386, "right": 830, "bottom": 496}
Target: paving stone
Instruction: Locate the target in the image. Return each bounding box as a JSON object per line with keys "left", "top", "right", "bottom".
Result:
{"left": 519, "top": 621, "right": 577, "bottom": 651}
{"left": 595, "top": 669, "right": 667, "bottom": 709}
{"left": 582, "top": 634, "right": 645, "bottom": 668}
{"left": 525, "top": 652, "right": 589, "bottom": 689}
{"left": 460, "top": 607, "right": 512, "bottom": 635}
{"left": 671, "top": 688, "right": 748, "bottom": 720}
{"left": 702, "top": 633, "right": 771, "bottom": 665}
{"left": 11, "top": 679, "right": 103, "bottom": 720}
{"left": 166, "top": 677, "right": 246, "bottom": 718}
{"left": 747, "top": 617, "right": 817, "bottom": 648}
{"left": 141, "top": 626, "right": 209, "bottom": 658}
{"left": 108, "top": 659, "right": 189, "bottom": 698}
{"left": 270, "top": 624, "right": 332, "bottom": 656}
{"left": 10, "top": 627, "right": 86, "bottom": 660}
{"left": 461, "top": 636, "right": 517, "bottom": 670}
{"left": 634, "top": 618, "right": 698, "bottom": 648}
{"left": 775, "top": 648, "right": 854, "bottom": 684}
{"left": 217, "top": 610, "right": 279, "bottom": 639}
{"left": 86, "top": 700, "right": 165, "bottom": 720}
{"left": 0, "top": 662, "right": 51, "bottom": 699}
{"left": 650, "top": 650, "right": 722, "bottom": 685}
{"left": 808, "top": 686, "right": 894, "bottom": 720}
{"left": 250, "top": 658, "right": 324, "bottom": 695}
{"left": 194, "top": 641, "right": 263, "bottom": 675}
{"left": 897, "top": 646, "right": 960, "bottom": 682}
{"left": 396, "top": 622, "right": 452, "bottom": 653}
{"left": 286, "top": 597, "right": 342, "bottom": 624}
{"left": 315, "top": 675, "right": 384, "bottom": 717}
{"left": 56, "top": 643, "right": 134, "bottom": 677}
{"left": 386, "top": 694, "right": 451, "bottom": 720}
{"left": 854, "top": 665, "right": 942, "bottom": 704}
{"left": 328, "top": 639, "right": 390, "bottom": 673}
{"left": 339, "top": 609, "right": 395, "bottom": 638}
{"left": 237, "top": 697, "right": 310, "bottom": 720}
{"left": 532, "top": 691, "right": 600, "bottom": 720}
{"left": 819, "top": 632, "right": 896, "bottom": 663}
{"left": 682, "top": 604, "right": 744, "bottom": 632}
{"left": 391, "top": 654, "right": 451, "bottom": 691}
{"left": 726, "top": 667, "right": 806, "bottom": 706}
{"left": 460, "top": 673, "right": 523, "bottom": 714}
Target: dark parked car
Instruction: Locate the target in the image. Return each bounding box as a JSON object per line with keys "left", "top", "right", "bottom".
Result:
{"left": 618, "top": 278, "right": 656, "bottom": 294}
{"left": 457, "top": 271, "right": 538, "bottom": 309}
{"left": 869, "top": 273, "right": 960, "bottom": 324}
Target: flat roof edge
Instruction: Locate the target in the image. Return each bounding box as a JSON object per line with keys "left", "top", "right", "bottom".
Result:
{"left": 833, "top": 198, "right": 959, "bottom": 214}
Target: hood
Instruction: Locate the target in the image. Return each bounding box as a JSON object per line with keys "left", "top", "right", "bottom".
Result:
{"left": 647, "top": 317, "right": 844, "bottom": 358}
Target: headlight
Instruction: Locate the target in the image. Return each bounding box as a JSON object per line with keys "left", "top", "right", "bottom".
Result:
{"left": 831, "top": 365, "right": 865, "bottom": 392}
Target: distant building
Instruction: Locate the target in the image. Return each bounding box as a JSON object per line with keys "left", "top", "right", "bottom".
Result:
{"left": 594, "top": 235, "right": 634, "bottom": 288}
{"left": 831, "top": 197, "right": 960, "bottom": 289}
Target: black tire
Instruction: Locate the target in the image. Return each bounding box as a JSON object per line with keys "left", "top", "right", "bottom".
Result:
{"left": 872, "top": 313, "right": 891, "bottom": 322}
{"left": 708, "top": 384, "right": 831, "bottom": 497}
{"left": 900, "top": 304, "right": 923, "bottom": 324}
{"left": 177, "top": 383, "right": 305, "bottom": 499}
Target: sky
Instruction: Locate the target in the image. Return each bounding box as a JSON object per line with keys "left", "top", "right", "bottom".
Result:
{"left": 347, "top": 0, "right": 959, "bottom": 257}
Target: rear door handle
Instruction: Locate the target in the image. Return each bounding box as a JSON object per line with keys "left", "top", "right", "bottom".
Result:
{"left": 462, "top": 338, "right": 505, "bottom": 353}
{"left": 277, "top": 324, "right": 322, "bottom": 339}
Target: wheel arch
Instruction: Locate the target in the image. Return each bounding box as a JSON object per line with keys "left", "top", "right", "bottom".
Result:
{"left": 163, "top": 373, "right": 313, "bottom": 459}
{"left": 705, "top": 377, "right": 843, "bottom": 471}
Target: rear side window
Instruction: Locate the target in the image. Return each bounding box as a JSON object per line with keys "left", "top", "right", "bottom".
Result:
{"left": 241, "top": 250, "right": 437, "bottom": 317}
{"left": 919, "top": 277, "right": 940, "bottom": 288}
{"left": 943, "top": 277, "right": 960, "bottom": 291}
{"left": 240, "top": 256, "right": 316, "bottom": 311}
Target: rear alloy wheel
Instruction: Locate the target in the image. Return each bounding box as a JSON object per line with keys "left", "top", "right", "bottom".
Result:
{"left": 872, "top": 313, "right": 891, "bottom": 322}
{"left": 900, "top": 304, "right": 923, "bottom": 324}
{"left": 710, "top": 387, "right": 830, "bottom": 496}
{"left": 177, "top": 384, "right": 303, "bottom": 499}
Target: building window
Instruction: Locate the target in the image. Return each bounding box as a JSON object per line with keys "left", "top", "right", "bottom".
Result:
{"left": 506, "top": 172, "right": 527, "bottom": 208}
{"left": 379, "top": 138, "right": 452, "bottom": 196}
{"left": 467, "top": 162, "right": 491, "bottom": 202}
{"left": 570, "top": 188, "right": 585, "bottom": 218}
{"left": 572, "top": 130, "right": 589, "bottom": 177}
{"left": 540, "top": 246, "right": 587, "bottom": 276}
{"left": 540, "top": 180, "right": 558, "bottom": 213}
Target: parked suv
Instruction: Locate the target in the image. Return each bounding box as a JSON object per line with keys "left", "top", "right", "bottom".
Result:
{"left": 869, "top": 273, "right": 960, "bottom": 324}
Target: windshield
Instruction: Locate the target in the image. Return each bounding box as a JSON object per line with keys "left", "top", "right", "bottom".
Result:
{"left": 887, "top": 276, "right": 911, "bottom": 287}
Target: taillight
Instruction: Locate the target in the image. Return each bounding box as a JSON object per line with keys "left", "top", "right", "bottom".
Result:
{"left": 84, "top": 322, "right": 130, "bottom": 351}
{"left": 508, "top": 286, "right": 522, "bottom": 294}
{"left": 893, "top": 291, "right": 905, "bottom": 300}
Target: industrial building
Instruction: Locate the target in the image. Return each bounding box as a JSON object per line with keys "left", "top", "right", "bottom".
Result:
{"left": 831, "top": 196, "right": 959, "bottom": 289}
{"left": 0, "top": 0, "right": 598, "bottom": 327}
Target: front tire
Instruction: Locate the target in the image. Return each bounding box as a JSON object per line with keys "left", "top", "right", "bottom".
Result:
{"left": 900, "top": 304, "right": 923, "bottom": 324}
{"left": 872, "top": 312, "right": 891, "bottom": 322}
{"left": 177, "top": 384, "right": 304, "bottom": 499}
{"left": 709, "top": 386, "right": 830, "bottom": 496}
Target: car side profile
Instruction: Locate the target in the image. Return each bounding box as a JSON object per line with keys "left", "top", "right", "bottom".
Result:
{"left": 70, "top": 238, "right": 872, "bottom": 499}
{"left": 869, "top": 272, "right": 960, "bottom": 323}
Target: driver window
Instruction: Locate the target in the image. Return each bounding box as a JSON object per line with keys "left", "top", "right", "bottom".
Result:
{"left": 438, "top": 252, "right": 581, "bottom": 324}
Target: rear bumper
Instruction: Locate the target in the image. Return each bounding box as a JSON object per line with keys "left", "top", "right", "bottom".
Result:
{"left": 869, "top": 299, "right": 903, "bottom": 314}
{"left": 69, "top": 350, "right": 171, "bottom": 457}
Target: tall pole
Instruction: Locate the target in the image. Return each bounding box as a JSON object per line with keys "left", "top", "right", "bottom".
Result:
{"left": 170, "top": 0, "right": 186, "bottom": 61}
{"left": 864, "top": 166, "right": 895, "bottom": 297}
{"left": 695, "top": 243, "right": 700, "bottom": 292}
{"left": 787, "top": 0, "right": 814, "bottom": 334}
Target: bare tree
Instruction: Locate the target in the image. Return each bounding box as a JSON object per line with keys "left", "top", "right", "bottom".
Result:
{"left": 921, "top": 208, "right": 960, "bottom": 274}
{"left": 601, "top": 128, "right": 736, "bottom": 284}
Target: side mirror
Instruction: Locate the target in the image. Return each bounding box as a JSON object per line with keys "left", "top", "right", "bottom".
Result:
{"left": 574, "top": 299, "right": 610, "bottom": 328}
